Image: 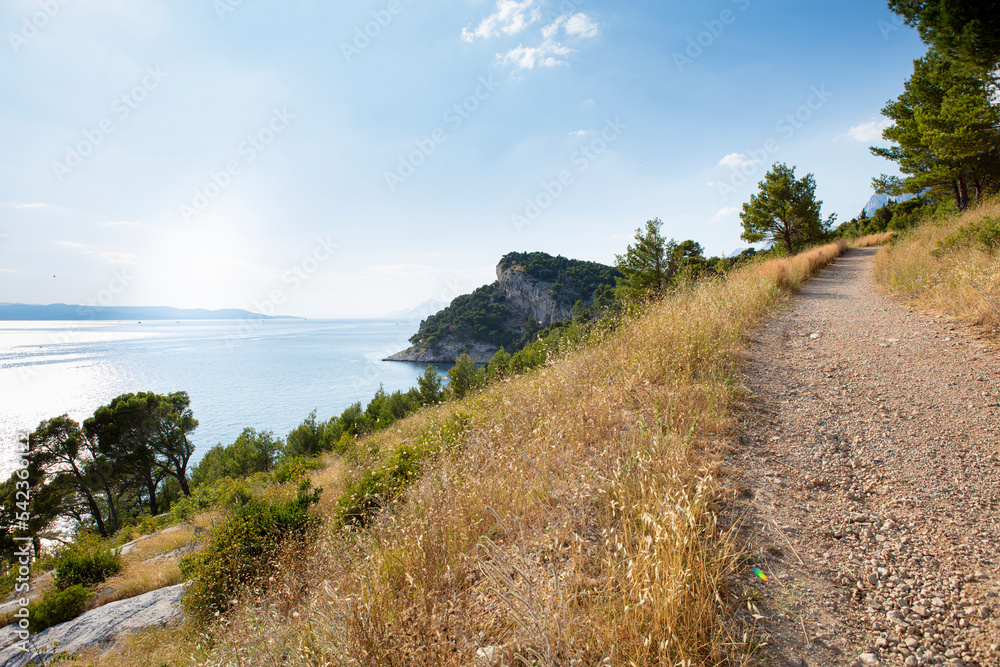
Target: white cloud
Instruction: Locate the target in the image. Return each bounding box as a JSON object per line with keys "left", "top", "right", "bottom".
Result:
{"left": 564, "top": 13, "right": 600, "bottom": 38}
{"left": 581, "top": 98, "right": 595, "bottom": 107}
{"left": 719, "top": 153, "right": 755, "bottom": 168}
{"left": 568, "top": 129, "right": 591, "bottom": 137}
{"left": 498, "top": 41, "right": 573, "bottom": 69}
{"left": 711, "top": 206, "right": 740, "bottom": 223}
{"left": 541, "top": 12, "right": 600, "bottom": 40}
{"left": 844, "top": 118, "right": 892, "bottom": 142}
{"left": 462, "top": 0, "right": 540, "bottom": 42}
{"left": 8, "top": 202, "right": 48, "bottom": 209}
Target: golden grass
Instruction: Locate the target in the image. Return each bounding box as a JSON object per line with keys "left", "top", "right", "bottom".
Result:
{"left": 87, "top": 242, "right": 851, "bottom": 667}
{"left": 851, "top": 232, "right": 893, "bottom": 248}
{"left": 874, "top": 200, "right": 1000, "bottom": 332}
{"left": 73, "top": 623, "right": 207, "bottom": 667}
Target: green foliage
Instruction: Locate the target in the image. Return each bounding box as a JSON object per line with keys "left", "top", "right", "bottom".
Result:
{"left": 181, "top": 480, "right": 321, "bottom": 624}
{"left": 284, "top": 410, "right": 324, "bottom": 458}
{"left": 833, "top": 197, "right": 931, "bottom": 239}
{"left": 270, "top": 455, "right": 324, "bottom": 484}
{"left": 417, "top": 365, "right": 445, "bottom": 404}
{"left": 410, "top": 251, "right": 620, "bottom": 352}
{"left": 192, "top": 428, "right": 283, "bottom": 488}
{"left": 871, "top": 49, "right": 1000, "bottom": 211}
{"left": 740, "top": 163, "right": 832, "bottom": 254}
{"left": 28, "top": 584, "right": 92, "bottom": 632}
{"left": 486, "top": 347, "right": 511, "bottom": 382}
{"left": 410, "top": 284, "right": 518, "bottom": 349}
{"left": 169, "top": 475, "right": 257, "bottom": 522}
{"left": 336, "top": 412, "right": 470, "bottom": 527}
{"left": 933, "top": 217, "right": 1000, "bottom": 256}
{"left": 614, "top": 220, "right": 716, "bottom": 301}
{"left": 888, "top": 0, "right": 1000, "bottom": 73}
{"left": 498, "top": 251, "right": 622, "bottom": 307}
{"left": 447, "top": 353, "right": 485, "bottom": 400}
{"left": 53, "top": 540, "right": 122, "bottom": 590}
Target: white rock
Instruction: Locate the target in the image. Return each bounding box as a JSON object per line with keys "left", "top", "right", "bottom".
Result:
{"left": 0, "top": 583, "right": 185, "bottom": 666}
{"left": 475, "top": 645, "right": 503, "bottom": 667}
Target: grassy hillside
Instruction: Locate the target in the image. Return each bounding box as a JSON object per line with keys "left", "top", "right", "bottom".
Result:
{"left": 874, "top": 199, "right": 1000, "bottom": 333}
{"left": 79, "top": 240, "right": 868, "bottom": 667}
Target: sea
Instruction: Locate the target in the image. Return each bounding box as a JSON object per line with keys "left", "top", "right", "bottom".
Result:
{"left": 0, "top": 319, "right": 444, "bottom": 478}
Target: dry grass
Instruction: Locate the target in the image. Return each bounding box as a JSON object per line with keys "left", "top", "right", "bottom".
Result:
{"left": 851, "top": 232, "right": 893, "bottom": 248}
{"left": 88, "top": 242, "right": 851, "bottom": 667}
{"left": 874, "top": 200, "right": 1000, "bottom": 332}
{"left": 85, "top": 523, "right": 203, "bottom": 607}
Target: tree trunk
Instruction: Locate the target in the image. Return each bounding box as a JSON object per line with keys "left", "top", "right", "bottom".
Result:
{"left": 971, "top": 169, "right": 984, "bottom": 206}
{"left": 781, "top": 220, "right": 794, "bottom": 255}
{"left": 144, "top": 474, "right": 160, "bottom": 516}
{"left": 103, "top": 480, "right": 119, "bottom": 534}
{"left": 958, "top": 173, "right": 970, "bottom": 210}
{"left": 82, "top": 487, "right": 108, "bottom": 537}
{"left": 70, "top": 461, "right": 108, "bottom": 537}
{"left": 176, "top": 468, "right": 191, "bottom": 496}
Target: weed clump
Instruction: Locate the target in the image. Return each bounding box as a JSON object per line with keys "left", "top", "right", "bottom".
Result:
{"left": 180, "top": 479, "right": 321, "bottom": 624}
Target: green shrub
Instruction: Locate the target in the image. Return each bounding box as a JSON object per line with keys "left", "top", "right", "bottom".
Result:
{"left": 933, "top": 217, "right": 1000, "bottom": 256}
{"left": 170, "top": 475, "right": 259, "bottom": 522}
{"left": 29, "top": 584, "right": 92, "bottom": 632}
{"left": 270, "top": 455, "right": 323, "bottom": 484}
{"left": 336, "top": 412, "right": 471, "bottom": 527}
{"left": 180, "top": 480, "right": 321, "bottom": 624}
{"left": 53, "top": 544, "right": 122, "bottom": 590}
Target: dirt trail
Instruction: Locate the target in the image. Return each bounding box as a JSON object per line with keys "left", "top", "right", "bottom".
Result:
{"left": 736, "top": 247, "right": 1000, "bottom": 667}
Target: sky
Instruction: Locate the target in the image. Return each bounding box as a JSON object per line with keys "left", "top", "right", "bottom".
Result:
{"left": 0, "top": 0, "right": 928, "bottom": 318}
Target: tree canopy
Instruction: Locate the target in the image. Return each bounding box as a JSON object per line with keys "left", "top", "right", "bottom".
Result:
{"left": 888, "top": 0, "right": 1000, "bottom": 73}
{"left": 740, "top": 163, "right": 831, "bottom": 254}
{"left": 871, "top": 49, "right": 1000, "bottom": 210}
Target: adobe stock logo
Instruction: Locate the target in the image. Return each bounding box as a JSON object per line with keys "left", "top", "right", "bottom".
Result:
{"left": 8, "top": 0, "right": 72, "bottom": 53}
{"left": 384, "top": 75, "right": 502, "bottom": 192}
{"left": 512, "top": 118, "right": 627, "bottom": 234}
{"left": 179, "top": 108, "right": 294, "bottom": 223}
{"left": 341, "top": 0, "right": 411, "bottom": 63}
{"left": 52, "top": 66, "right": 168, "bottom": 182}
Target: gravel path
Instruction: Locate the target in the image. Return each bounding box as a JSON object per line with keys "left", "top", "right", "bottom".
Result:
{"left": 736, "top": 247, "right": 1000, "bottom": 667}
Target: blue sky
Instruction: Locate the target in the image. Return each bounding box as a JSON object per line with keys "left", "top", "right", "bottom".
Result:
{"left": 0, "top": 0, "right": 926, "bottom": 317}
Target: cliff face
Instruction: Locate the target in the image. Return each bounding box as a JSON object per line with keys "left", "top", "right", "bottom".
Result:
{"left": 496, "top": 266, "right": 571, "bottom": 327}
{"left": 384, "top": 252, "right": 619, "bottom": 363}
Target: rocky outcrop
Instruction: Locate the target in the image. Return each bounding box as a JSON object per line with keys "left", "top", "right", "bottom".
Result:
{"left": 496, "top": 266, "right": 570, "bottom": 327}
{"left": 383, "top": 340, "right": 497, "bottom": 364}
{"left": 0, "top": 583, "right": 185, "bottom": 666}
{"left": 385, "top": 252, "right": 619, "bottom": 363}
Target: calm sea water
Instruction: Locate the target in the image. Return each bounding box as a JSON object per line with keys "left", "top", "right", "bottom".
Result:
{"left": 0, "top": 319, "right": 440, "bottom": 477}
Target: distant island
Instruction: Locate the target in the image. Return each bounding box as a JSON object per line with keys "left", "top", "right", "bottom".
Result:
{"left": 385, "top": 251, "right": 621, "bottom": 363}
{"left": 0, "top": 304, "right": 295, "bottom": 321}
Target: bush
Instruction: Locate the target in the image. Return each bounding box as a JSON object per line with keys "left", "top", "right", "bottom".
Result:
{"left": 336, "top": 412, "right": 470, "bottom": 527}
{"left": 933, "top": 217, "right": 1000, "bottom": 256}
{"left": 270, "top": 455, "right": 324, "bottom": 484}
{"left": 53, "top": 543, "right": 122, "bottom": 590}
{"left": 29, "top": 584, "right": 92, "bottom": 632}
{"left": 180, "top": 480, "right": 321, "bottom": 624}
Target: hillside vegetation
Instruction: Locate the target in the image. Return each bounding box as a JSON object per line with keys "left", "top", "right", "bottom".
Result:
{"left": 76, "top": 240, "right": 872, "bottom": 667}
{"left": 875, "top": 198, "right": 1000, "bottom": 332}
{"left": 408, "top": 251, "right": 621, "bottom": 352}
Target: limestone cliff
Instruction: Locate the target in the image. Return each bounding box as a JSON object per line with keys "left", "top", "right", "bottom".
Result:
{"left": 384, "top": 252, "right": 620, "bottom": 363}
{"left": 496, "top": 265, "right": 571, "bottom": 327}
